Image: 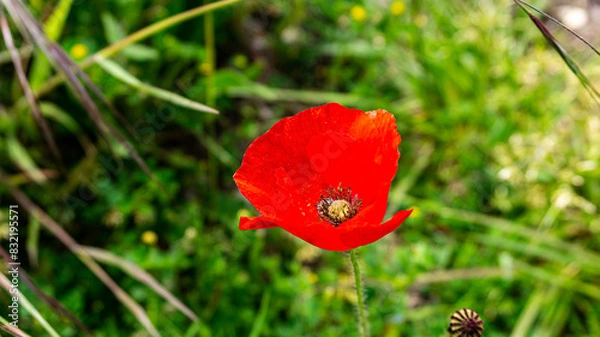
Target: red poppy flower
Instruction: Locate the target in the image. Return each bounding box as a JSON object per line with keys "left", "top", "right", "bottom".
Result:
{"left": 233, "top": 102, "right": 412, "bottom": 251}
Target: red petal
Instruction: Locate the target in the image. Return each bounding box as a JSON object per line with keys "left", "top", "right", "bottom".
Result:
{"left": 275, "top": 192, "right": 406, "bottom": 251}
{"left": 239, "top": 216, "right": 279, "bottom": 230}
{"left": 234, "top": 103, "right": 407, "bottom": 250}
{"left": 285, "top": 201, "right": 387, "bottom": 251}
{"left": 234, "top": 103, "right": 400, "bottom": 222}
{"left": 339, "top": 209, "right": 413, "bottom": 250}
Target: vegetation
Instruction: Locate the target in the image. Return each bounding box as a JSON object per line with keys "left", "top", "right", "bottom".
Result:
{"left": 0, "top": 0, "right": 598, "bottom": 336}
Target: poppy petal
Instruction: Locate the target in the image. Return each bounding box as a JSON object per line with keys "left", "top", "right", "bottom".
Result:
{"left": 234, "top": 105, "right": 355, "bottom": 214}
{"left": 233, "top": 103, "right": 412, "bottom": 251}
{"left": 340, "top": 209, "right": 413, "bottom": 250}
{"left": 276, "top": 191, "right": 391, "bottom": 251}
{"left": 306, "top": 132, "right": 397, "bottom": 206}
{"left": 291, "top": 202, "right": 386, "bottom": 251}
{"left": 239, "top": 216, "right": 279, "bottom": 230}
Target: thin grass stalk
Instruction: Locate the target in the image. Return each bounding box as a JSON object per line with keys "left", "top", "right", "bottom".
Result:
{"left": 0, "top": 274, "right": 61, "bottom": 337}
{"left": 95, "top": 57, "right": 218, "bottom": 114}
{"left": 82, "top": 246, "right": 199, "bottom": 322}
{"left": 513, "top": 0, "right": 600, "bottom": 101}
{"left": 0, "top": 5, "right": 61, "bottom": 164}
{"left": 0, "top": 247, "right": 95, "bottom": 336}
{"left": 405, "top": 196, "right": 600, "bottom": 267}
{"left": 204, "top": 0, "right": 216, "bottom": 107}
{"left": 0, "top": 169, "right": 161, "bottom": 337}
{"left": 510, "top": 286, "right": 545, "bottom": 337}
{"left": 3, "top": 0, "right": 167, "bottom": 194}
{"left": 9, "top": 0, "right": 242, "bottom": 105}
{"left": 0, "top": 43, "right": 32, "bottom": 65}
{"left": 0, "top": 319, "right": 30, "bottom": 337}
{"left": 514, "top": 0, "right": 600, "bottom": 57}
{"left": 247, "top": 290, "right": 271, "bottom": 337}
{"left": 226, "top": 84, "right": 377, "bottom": 106}
{"left": 29, "top": 0, "right": 74, "bottom": 89}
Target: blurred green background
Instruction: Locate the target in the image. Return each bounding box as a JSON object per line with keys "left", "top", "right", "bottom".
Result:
{"left": 0, "top": 0, "right": 599, "bottom": 336}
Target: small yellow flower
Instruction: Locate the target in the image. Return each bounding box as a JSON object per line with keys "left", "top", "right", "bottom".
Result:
{"left": 350, "top": 5, "right": 367, "bottom": 22}
{"left": 390, "top": 1, "right": 406, "bottom": 16}
{"left": 199, "top": 62, "right": 212, "bottom": 75}
{"left": 70, "top": 43, "right": 88, "bottom": 60}
{"left": 141, "top": 230, "right": 158, "bottom": 245}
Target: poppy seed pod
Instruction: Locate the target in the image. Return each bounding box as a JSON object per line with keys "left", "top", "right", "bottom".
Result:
{"left": 448, "top": 308, "right": 484, "bottom": 337}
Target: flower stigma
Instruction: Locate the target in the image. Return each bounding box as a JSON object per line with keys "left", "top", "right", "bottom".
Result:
{"left": 316, "top": 185, "right": 362, "bottom": 226}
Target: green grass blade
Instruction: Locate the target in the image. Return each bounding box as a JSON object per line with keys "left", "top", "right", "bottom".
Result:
{"left": 29, "top": 0, "right": 74, "bottom": 89}
{"left": 515, "top": 0, "right": 600, "bottom": 100}
{"left": 38, "top": 101, "right": 82, "bottom": 133}
{"left": 0, "top": 170, "right": 162, "bottom": 337}
{"left": 0, "top": 246, "right": 95, "bottom": 336}
{"left": 515, "top": 261, "right": 600, "bottom": 301}
{"left": 92, "top": 0, "right": 242, "bottom": 61}
{"left": 95, "top": 57, "right": 218, "bottom": 114}
{"left": 44, "top": 0, "right": 74, "bottom": 40}
{"left": 407, "top": 197, "right": 600, "bottom": 269}
{"left": 101, "top": 12, "right": 157, "bottom": 61}
{"left": 0, "top": 274, "right": 61, "bottom": 337}
{"left": 388, "top": 141, "right": 434, "bottom": 204}
{"left": 227, "top": 83, "right": 376, "bottom": 106}
{"left": 26, "top": 217, "right": 40, "bottom": 267}
{"left": 248, "top": 290, "right": 271, "bottom": 337}
{"left": 6, "top": 136, "right": 47, "bottom": 184}
{"left": 197, "top": 134, "right": 236, "bottom": 168}
{"left": 82, "top": 246, "right": 199, "bottom": 322}
{"left": 0, "top": 5, "right": 62, "bottom": 163}
{"left": 476, "top": 233, "right": 600, "bottom": 275}
{"left": 0, "top": 44, "right": 32, "bottom": 65}
{"left": 514, "top": 0, "right": 600, "bottom": 57}
{"left": 9, "top": 0, "right": 243, "bottom": 105}
{"left": 510, "top": 286, "right": 545, "bottom": 337}
{"left": 0, "top": 317, "right": 31, "bottom": 337}
{"left": 4, "top": 0, "right": 168, "bottom": 194}
{"left": 101, "top": 11, "right": 125, "bottom": 44}
{"left": 183, "top": 321, "right": 212, "bottom": 337}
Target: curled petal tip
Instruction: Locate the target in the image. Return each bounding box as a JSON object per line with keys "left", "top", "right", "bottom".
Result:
{"left": 239, "top": 216, "right": 279, "bottom": 230}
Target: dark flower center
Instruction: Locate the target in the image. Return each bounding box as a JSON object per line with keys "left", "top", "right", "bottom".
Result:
{"left": 316, "top": 185, "right": 362, "bottom": 226}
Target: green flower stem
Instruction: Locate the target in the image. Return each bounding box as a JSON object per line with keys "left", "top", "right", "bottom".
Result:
{"left": 348, "top": 249, "right": 369, "bottom": 337}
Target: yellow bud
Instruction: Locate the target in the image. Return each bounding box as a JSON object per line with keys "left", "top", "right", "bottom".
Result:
{"left": 391, "top": 1, "right": 406, "bottom": 16}
{"left": 350, "top": 5, "right": 367, "bottom": 22}
{"left": 199, "top": 62, "right": 212, "bottom": 75}
{"left": 70, "top": 43, "right": 89, "bottom": 60}
{"left": 141, "top": 230, "right": 158, "bottom": 245}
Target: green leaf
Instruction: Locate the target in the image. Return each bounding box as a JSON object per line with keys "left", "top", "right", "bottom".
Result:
{"left": 96, "top": 57, "right": 219, "bottom": 114}
{"left": 121, "top": 44, "right": 159, "bottom": 61}
{"left": 6, "top": 137, "right": 46, "bottom": 184}
{"left": 39, "top": 101, "right": 81, "bottom": 133}
{"left": 101, "top": 12, "right": 126, "bottom": 44}
{"left": 30, "top": 0, "right": 75, "bottom": 89}
{"left": 101, "top": 12, "right": 158, "bottom": 61}
{"left": 27, "top": 217, "right": 41, "bottom": 267}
